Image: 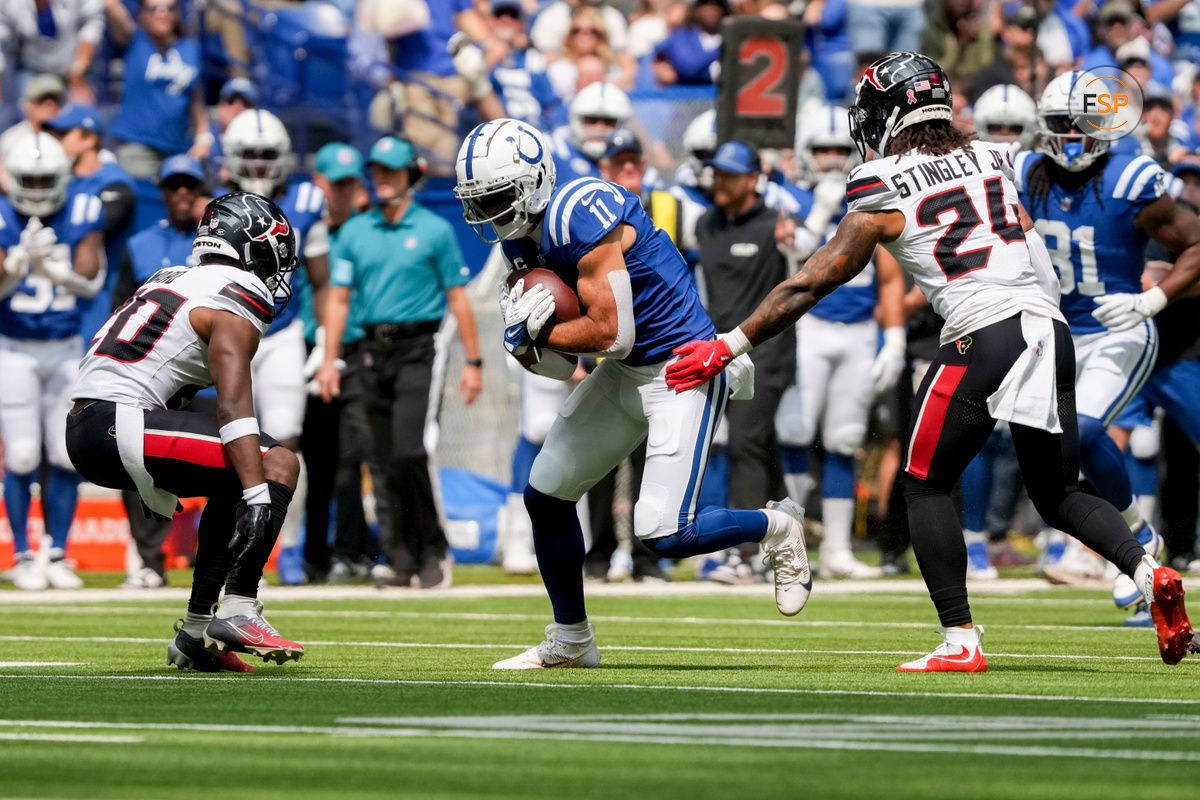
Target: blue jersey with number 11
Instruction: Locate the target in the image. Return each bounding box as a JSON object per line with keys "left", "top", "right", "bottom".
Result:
{"left": 1015, "top": 152, "right": 1167, "bottom": 334}
{"left": 501, "top": 177, "right": 715, "bottom": 365}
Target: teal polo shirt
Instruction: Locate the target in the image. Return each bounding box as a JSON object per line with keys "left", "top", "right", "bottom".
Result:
{"left": 298, "top": 220, "right": 365, "bottom": 345}
{"left": 330, "top": 202, "right": 470, "bottom": 326}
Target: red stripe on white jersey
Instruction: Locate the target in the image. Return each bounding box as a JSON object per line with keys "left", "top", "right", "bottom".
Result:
{"left": 905, "top": 364, "right": 967, "bottom": 480}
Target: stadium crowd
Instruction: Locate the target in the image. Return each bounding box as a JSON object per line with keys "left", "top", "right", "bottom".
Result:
{"left": 3, "top": 0, "right": 1200, "bottom": 602}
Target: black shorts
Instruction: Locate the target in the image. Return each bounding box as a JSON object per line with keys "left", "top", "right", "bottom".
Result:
{"left": 903, "top": 314, "right": 1076, "bottom": 491}
{"left": 66, "top": 400, "right": 281, "bottom": 500}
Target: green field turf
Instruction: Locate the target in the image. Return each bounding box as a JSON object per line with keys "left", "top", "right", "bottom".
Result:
{"left": 1, "top": 575, "right": 1198, "bottom": 799}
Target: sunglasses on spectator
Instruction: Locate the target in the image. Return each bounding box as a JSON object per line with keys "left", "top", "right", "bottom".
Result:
{"left": 494, "top": 6, "right": 521, "bottom": 19}
{"left": 145, "top": 2, "right": 177, "bottom": 12}
{"left": 570, "top": 26, "right": 602, "bottom": 36}
{"left": 1102, "top": 15, "right": 1130, "bottom": 25}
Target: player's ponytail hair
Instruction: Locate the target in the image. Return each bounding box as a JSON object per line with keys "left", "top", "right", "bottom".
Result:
{"left": 885, "top": 120, "right": 974, "bottom": 159}
{"left": 1024, "top": 153, "right": 1108, "bottom": 217}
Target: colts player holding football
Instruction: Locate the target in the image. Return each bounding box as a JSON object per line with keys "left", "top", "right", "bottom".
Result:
{"left": 666, "top": 52, "right": 1195, "bottom": 671}
{"left": 455, "top": 118, "right": 811, "bottom": 669}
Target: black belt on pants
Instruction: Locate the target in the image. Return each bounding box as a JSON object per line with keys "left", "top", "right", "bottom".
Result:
{"left": 361, "top": 320, "right": 441, "bottom": 344}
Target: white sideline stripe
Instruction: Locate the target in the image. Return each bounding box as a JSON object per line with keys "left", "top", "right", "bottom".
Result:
{"left": 0, "top": 661, "right": 86, "bottom": 667}
{"left": 4, "top": 674, "right": 1200, "bottom": 706}
{"left": 0, "top": 635, "right": 1185, "bottom": 663}
{"left": 0, "top": 605, "right": 1165, "bottom": 633}
{"left": 0, "top": 732, "right": 142, "bottom": 743}
{"left": 0, "top": 717, "right": 1197, "bottom": 759}
{"left": 0, "top": 577, "right": 1140, "bottom": 604}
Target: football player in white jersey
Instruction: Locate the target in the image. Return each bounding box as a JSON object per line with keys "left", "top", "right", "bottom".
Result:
{"left": 455, "top": 118, "right": 812, "bottom": 669}
{"left": 66, "top": 192, "right": 305, "bottom": 672}
{"left": 0, "top": 130, "right": 104, "bottom": 591}
{"left": 774, "top": 105, "right": 907, "bottom": 580}
{"left": 667, "top": 52, "right": 1194, "bottom": 671}
{"left": 223, "top": 109, "right": 331, "bottom": 573}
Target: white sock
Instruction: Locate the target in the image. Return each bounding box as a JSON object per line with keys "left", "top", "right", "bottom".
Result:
{"left": 943, "top": 625, "right": 980, "bottom": 649}
{"left": 783, "top": 472, "right": 816, "bottom": 508}
{"left": 1120, "top": 503, "right": 1144, "bottom": 532}
{"left": 760, "top": 509, "right": 794, "bottom": 541}
{"left": 1134, "top": 495, "right": 1157, "bottom": 526}
{"left": 554, "top": 620, "right": 592, "bottom": 643}
{"left": 1134, "top": 554, "right": 1160, "bottom": 605}
{"left": 964, "top": 529, "right": 987, "bottom": 547}
{"left": 216, "top": 594, "right": 258, "bottom": 619}
{"left": 278, "top": 454, "right": 307, "bottom": 548}
{"left": 182, "top": 611, "right": 211, "bottom": 637}
{"left": 821, "top": 497, "right": 856, "bottom": 558}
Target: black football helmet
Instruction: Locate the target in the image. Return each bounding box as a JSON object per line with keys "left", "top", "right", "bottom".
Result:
{"left": 193, "top": 191, "right": 299, "bottom": 315}
{"left": 848, "top": 52, "right": 954, "bottom": 159}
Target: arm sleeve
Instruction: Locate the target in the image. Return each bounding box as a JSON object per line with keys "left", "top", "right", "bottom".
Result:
{"left": 112, "top": 250, "right": 136, "bottom": 309}
{"left": 845, "top": 164, "right": 899, "bottom": 213}
{"left": 99, "top": 181, "right": 136, "bottom": 239}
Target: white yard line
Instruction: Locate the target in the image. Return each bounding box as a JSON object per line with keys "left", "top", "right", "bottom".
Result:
{"left": 1, "top": 673, "right": 1198, "bottom": 706}
{"left": 0, "top": 732, "right": 141, "bottom": 743}
{"left": 0, "top": 661, "right": 86, "bottom": 667}
{"left": 0, "top": 716, "right": 1196, "bottom": 760}
{"left": 0, "top": 634, "right": 1182, "bottom": 663}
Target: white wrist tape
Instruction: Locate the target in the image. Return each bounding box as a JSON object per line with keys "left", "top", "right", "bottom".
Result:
{"left": 219, "top": 417, "right": 260, "bottom": 445}
{"left": 242, "top": 482, "right": 270, "bottom": 506}
{"left": 719, "top": 327, "right": 753, "bottom": 358}
{"left": 1143, "top": 285, "right": 1168, "bottom": 315}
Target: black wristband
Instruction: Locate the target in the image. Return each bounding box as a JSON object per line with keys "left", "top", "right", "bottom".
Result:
{"left": 466, "top": 358, "right": 483, "bottom": 368}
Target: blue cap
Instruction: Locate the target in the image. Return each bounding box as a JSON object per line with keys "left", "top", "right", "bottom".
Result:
{"left": 159, "top": 154, "right": 206, "bottom": 183}
{"left": 601, "top": 128, "right": 642, "bottom": 160}
{"left": 44, "top": 104, "right": 103, "bottom": 134}
{"left": 708, "top": 140, "right": 760, "bottom": 175}
{"left": 315, "top": 142, "right": 363, "bottom": 182}
{"left": 219, "top": 77, "right": 259, "bottom": 105}
{"left": 1173, "top": 160, "right": 1200, "bottom": 178}
{"left": 367, "top": 136, "right": 417, "bottom": 169}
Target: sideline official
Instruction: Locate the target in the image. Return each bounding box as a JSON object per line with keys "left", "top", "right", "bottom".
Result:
{"left": 316, "top": 136, "right": 482, "bottom": 590}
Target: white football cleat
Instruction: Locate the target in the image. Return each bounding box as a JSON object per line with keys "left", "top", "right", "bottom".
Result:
{"left": 761, "top": 498, "right": 812, "bottom": 616}
{"left": 492, "top": 623, "right": 600, "bottom": 669}
{"left": 10, "top": 551, "right": 47, "bottom": 591}
{"left": 818, "top": 549, "right": 883, "bottom": 580}
{"left": 45, "top": 549, "right": 83, "bottom": 589}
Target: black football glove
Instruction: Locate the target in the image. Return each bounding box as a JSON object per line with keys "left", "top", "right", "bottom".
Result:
{"left": 228, "top": 503, "right": 271, "bottom": 566}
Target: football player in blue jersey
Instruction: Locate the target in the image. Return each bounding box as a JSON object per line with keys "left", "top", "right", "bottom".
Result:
{"left": 1014, "top": 71, "right": 1200, "bottom": 595}
{"left": 774, "top": 105, "right": 907, "bottom": 579}
{"left": 455, "top": 118, "right": 812, "bottom": 668}
{"left": 0, "top": 131, "right": 105, "bottom": 590}
{"left": 548, "top": 82, "right": 633, "bottom": 185}
{"left": 221, "top": 108, "right": 331, "bottom": 572}
{"left": 43, "top": 105, "right": 137, "bottom": 344}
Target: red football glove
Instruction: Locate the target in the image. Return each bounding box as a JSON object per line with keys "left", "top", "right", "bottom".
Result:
{"left": 665, "top": 338, "right": 733, "bottom": 392}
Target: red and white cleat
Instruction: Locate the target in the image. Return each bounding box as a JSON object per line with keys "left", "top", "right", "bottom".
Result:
{"left": 204, "top": 601, "right": 304, "bottom": 664}
{"left": 897, "top": 626, "right": 987, "bottom": 673}
{"left": 1148, "top": 565, "right": 1192, "bottom": 665}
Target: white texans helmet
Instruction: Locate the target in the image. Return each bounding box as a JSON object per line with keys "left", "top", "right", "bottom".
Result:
{"left": 973, "top": 84, "right": 1037, "bottom": 148}
{"left": 796, "top": 105, "right": 860, "bottom": 180}
{"left": 454, "top": 118, "right": 556, "bottom": 243}
{"left": 222, "top": 108, "right": 295, "bottom": 196}
{"left": 1038, "top": 71, "right": 1110, "bottom": 172}
{"left": 3, "top": 130, "right": 70, "bottom": 218}
{"left": 569, "top": 82, "right": 633, "bottom": 160}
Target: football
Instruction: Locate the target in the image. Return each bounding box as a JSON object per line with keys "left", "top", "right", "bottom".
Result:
{"left": 507, "top": 267, "right": 581, "bottom": 322}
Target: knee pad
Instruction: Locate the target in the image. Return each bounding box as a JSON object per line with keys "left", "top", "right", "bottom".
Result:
{"left": 528, "top": 446, "right": 580, "bottom": 501}
{"left": 1077, "top": 416, "right": 1107, "bottom": 448}
{"left": 825, "top": 422, "right": 866, "bottom": 457}
{"left": 1129, "top": 425, "right": 1160, "bottom": 461}
{"left": 633, "top": 482, "right": 673, "bottom": 540}
{"left": 3, "top": 438, "right": 39, "bottom": 476}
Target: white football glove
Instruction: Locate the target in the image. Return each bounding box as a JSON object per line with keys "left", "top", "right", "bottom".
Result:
{"left": 1091, "top": 287, "right": 1167, "bottom": 332}
{"left": 870, "top": 326, "right": 907, "bottom": 396}
{"left": 803, "top": 173, "right": 846, "bottom": 237}
{"left": 3, "top": 244, "right": 31, "bottom": 278}
{"left": 448, "top": 32, "right": 491, "bottom": 100}
{"left": 37, "top": 244, "right": 74, "bottom": 284}
{"left": 22, "top": 218, "right": 57, "bottom": 260}
{"left": 500, "top": 277, "right": 555, "bottom": 355}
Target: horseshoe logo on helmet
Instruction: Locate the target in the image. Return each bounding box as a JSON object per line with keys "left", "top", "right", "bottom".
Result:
{"left": 506, "top": 124, "right": 543, "bottom": 165}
